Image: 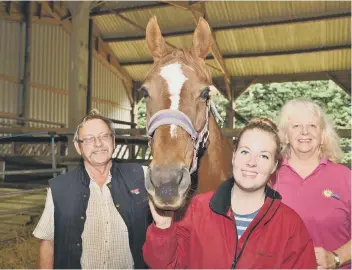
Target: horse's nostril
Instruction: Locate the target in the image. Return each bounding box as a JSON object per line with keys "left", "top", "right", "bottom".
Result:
{"left": 160, "top": 185, "right": 173, "bottom": 197}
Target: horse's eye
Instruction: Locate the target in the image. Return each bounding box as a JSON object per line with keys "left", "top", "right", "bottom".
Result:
{"left": 200, "top": 87, "right": 210, "bottom": 100}
{"left": 140, "top": 87, "right": 149, "bottom": 98}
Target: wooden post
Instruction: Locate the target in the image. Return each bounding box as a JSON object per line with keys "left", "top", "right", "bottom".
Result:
{"left": 67, "top": 2, "right": 91, "bottom": 158}
{"left": 0, "top": 161, "right": 5, "bottom": 183}
{"left": 226, "top": 77, "right": 234, "bottom": 128}
{"left": 86, "top": 18, "right": 94, "bottom": 114}
{"left": 18, "top": 1, "right": 33, "bottom": 126}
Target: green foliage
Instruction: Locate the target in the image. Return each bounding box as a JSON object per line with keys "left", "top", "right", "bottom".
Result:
{"left": 234, "top": 81, "right": 351, "bottom": 129}
{"left": 136, "top": 81, "right": 351, "bottom": 163}
{"left": 137, "top": 98, "right": 147, "bottom": 128}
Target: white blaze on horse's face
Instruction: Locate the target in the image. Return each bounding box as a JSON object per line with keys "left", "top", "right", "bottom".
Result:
{"left": 160, "top": 63, "right": 188, "bottom": 137}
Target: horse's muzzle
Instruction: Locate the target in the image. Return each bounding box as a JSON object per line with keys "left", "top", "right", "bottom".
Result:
{"left": 145, "top": 166, "right": 190, "bottom": 210}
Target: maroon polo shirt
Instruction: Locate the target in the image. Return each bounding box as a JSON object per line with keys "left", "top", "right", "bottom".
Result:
{"left": 273, "top": 158, "right": 351, "bottom": 268}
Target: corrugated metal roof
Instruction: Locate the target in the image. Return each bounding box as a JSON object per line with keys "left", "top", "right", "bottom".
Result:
{"left": 224, "top": 49, "right": 351, "bottom": 77}
{"left": 215, "top": 17, "right": 351, "bottom": 54}
{"left": 90, "top": 1, "right": 352, "bottom": 85}
{"left": 205, "top": 1, "right": 351, "bottom": 26}
{"left": 96, "top": 5, "right": 195, "bottom": 38}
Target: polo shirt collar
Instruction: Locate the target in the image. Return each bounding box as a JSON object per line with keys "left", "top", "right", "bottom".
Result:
{"left": 281, "top": 156, "right": 328, "bottom": 168}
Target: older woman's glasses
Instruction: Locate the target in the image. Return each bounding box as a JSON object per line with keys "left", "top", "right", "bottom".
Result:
{"left": 77, "top": 133, "right": 113, "bottom": 145}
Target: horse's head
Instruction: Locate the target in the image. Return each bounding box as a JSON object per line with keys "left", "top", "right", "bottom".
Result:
{"left": 143, "top": 16, "right": 214, "bottom": 210}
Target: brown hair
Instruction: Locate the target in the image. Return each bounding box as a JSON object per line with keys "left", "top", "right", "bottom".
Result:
{"left": 234, "top": 118, "right": 281, "bottom": 161}
{"left": 73, "top": 109, "right": 115, "bottom": 142}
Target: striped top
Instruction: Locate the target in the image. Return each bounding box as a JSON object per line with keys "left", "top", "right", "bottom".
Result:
{"left": 234, "top": 209, "right": 259, "bottom": 239}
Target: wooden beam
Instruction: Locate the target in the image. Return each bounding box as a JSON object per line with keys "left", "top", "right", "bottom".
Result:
{"left": 160, "top": 1, "right": 204, "bottom": 14}
{"left": 120, "top": 44, "right": 351, "bottom": 66}
{"left": 0, "top": 128, "right": 70, "bottom": 134}
{"left": 224, "top": 75, "right": 232, "bottom": 100}
{"left": 90, "top": 2, "right": 169, "bottom": 17}
{"left": 0, "top": 127, "right": 349, "bottom": 139}
{"left": 0, "top": 12, "right": 62, "bottom": 25}
{"left": 326, "top": 72, "right": 351, "bottom": 95}
{"left": 40, "top": 1, "right": 72, "bottom": 32}
{"left": 222, "top": 44, "right": 351, "bottom": 59}
{"left": 5, "top": 1, "right": 12, "bottom": 15}
{"left": 18, "top": 1, "right": 33, "bottom": 122}
{"left": 214, "top": 70, "right": 352, "bottom": 100}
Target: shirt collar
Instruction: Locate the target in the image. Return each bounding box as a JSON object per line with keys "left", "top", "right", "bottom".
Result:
{"left": 281, "top": 156, "right": 328, "bottom": 167}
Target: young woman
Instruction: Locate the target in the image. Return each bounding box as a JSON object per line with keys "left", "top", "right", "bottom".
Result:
{"left": 143, "top": 120, "right": 316, "bottom": 269}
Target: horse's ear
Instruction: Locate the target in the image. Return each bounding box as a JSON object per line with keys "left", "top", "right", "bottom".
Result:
{"left": 192, "top": 17, "right": 212, "bottom": 59}
{"left": 146, "top": 16, "right": 168, "bottom": 61}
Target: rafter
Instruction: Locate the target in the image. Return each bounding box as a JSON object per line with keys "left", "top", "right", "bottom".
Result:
{"left": 119, "top": 44, "right": 351, "bottom": 66}
{"left": 90, "top": 2, "right": 169, "bottom": 17}
{"left": 41, "top": 1, "right": 72, "bottom": 32}
{"left": 213, "top": 69, "right": 351, "bottom": 99}
{"left": 326, "top": 72, "right": 351, "bottom": 95}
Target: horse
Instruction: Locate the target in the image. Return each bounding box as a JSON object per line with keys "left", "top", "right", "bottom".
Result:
{"left": 143, "top": 16, "right": 233, "bottom": 210}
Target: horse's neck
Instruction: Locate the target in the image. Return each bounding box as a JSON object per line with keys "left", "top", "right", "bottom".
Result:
{"left": 197, "top": 115, "right": 233, "bottom": 193}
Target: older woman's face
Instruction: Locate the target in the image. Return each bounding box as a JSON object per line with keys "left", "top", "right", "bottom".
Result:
{"left": 287, "top": 108, "right": 323, "bottom": 157}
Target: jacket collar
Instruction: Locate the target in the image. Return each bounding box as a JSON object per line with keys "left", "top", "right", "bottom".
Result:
{"left": 209, "top": 177, "right": 282, "bottom": 216}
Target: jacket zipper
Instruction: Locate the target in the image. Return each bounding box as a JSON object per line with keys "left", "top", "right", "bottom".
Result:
{"left": 231, "top": 199, "right": 275, "bottom": 268}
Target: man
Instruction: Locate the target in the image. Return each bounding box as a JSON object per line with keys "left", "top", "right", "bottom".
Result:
{"left": 33, "top": 109, "right": 150, "bottom": 269}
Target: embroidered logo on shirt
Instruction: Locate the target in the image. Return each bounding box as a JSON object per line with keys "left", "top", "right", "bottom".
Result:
{"left": 130, "top": 188, "right": 140, "bottom": 195}
{"left": 323, "top": 189, "right": 340, "bottom": 200}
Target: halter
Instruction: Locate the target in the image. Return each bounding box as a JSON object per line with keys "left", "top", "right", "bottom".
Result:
{"left": 146, "top": 94, "right": 223, "bottom": 175}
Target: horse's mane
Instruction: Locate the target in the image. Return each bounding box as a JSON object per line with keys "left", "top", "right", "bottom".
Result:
{"left": 143, "top": 49, "right": 212, "bottom": 85}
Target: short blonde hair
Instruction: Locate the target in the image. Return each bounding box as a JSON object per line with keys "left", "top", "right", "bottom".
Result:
{"left": 277, "top": 98, "right": 343, "bottom": 162}
{"left": 73, "top": 109, "right": 115, "bottom": 142}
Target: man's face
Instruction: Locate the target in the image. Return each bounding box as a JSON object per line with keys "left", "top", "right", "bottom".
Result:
{"left": 74, "top": 119, "right": 115, "bottom": 166}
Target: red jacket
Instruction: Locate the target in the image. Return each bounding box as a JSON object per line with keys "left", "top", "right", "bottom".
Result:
{"left": 143, "top": 178, "right": 316, "bottom": 269}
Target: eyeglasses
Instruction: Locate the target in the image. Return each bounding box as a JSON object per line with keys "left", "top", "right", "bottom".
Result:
{"left": 77, "top": 133, "right": 113, "bottom": 145}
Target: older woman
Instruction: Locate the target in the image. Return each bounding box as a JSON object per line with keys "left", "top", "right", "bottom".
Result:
{"left": 273, "top": 98, "right": 351, "bottom": 269}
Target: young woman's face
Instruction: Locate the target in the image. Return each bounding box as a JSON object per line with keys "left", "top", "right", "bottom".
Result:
{"left": 232, "top": 129, "right": 277, "bottom": 192}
